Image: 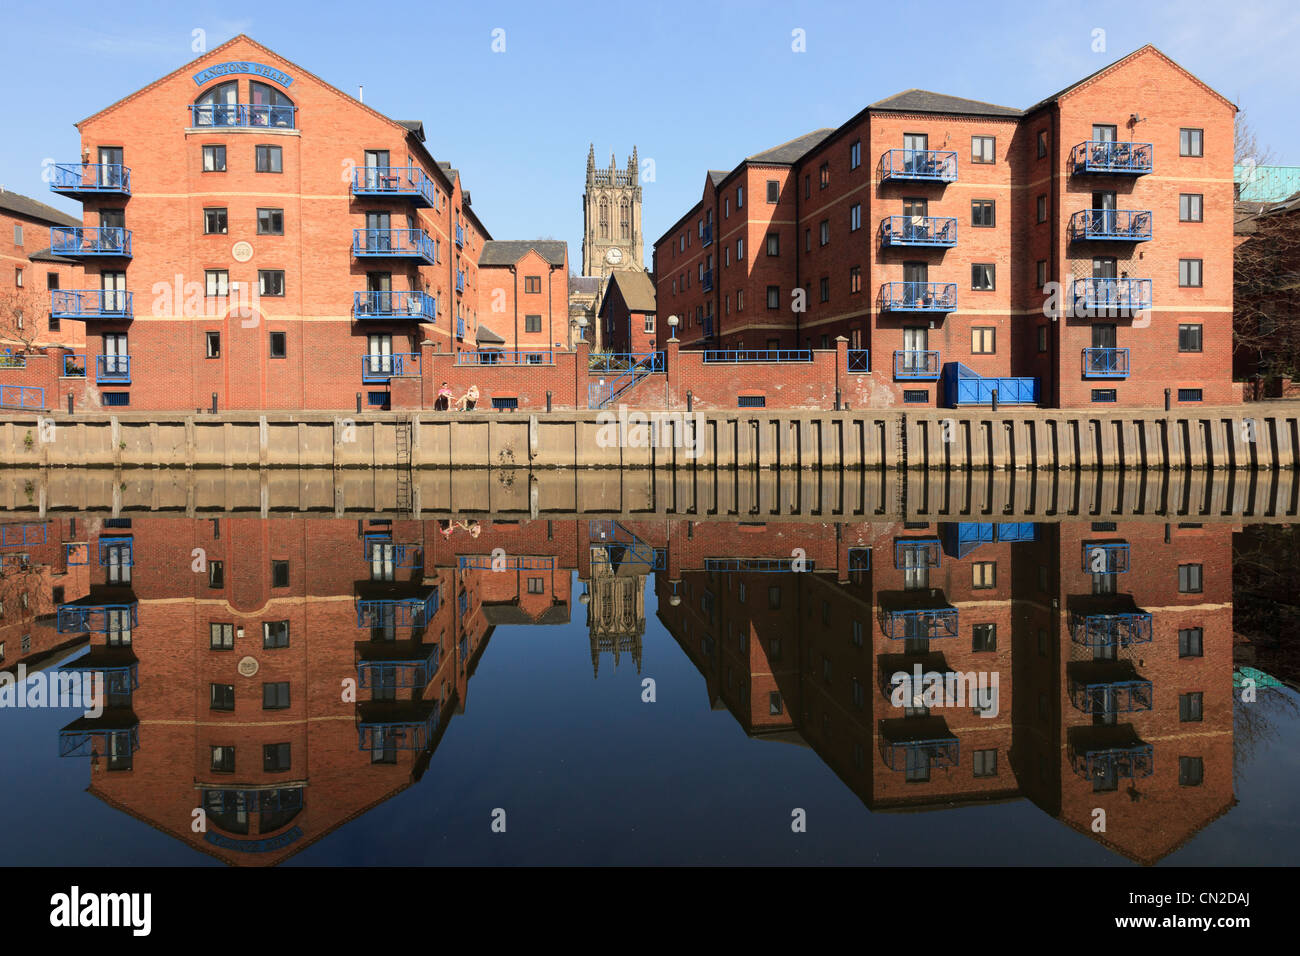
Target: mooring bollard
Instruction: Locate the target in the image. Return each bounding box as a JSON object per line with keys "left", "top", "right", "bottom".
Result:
{"left": 546, "top": 390, "right": 552, "bottom": 412}
{"left": 991, "top": 388, "right": 999, "bottom": 412}
{"left": 211, "top": 392, "right": 218, "bottom": 414}
{"left": 356, "top": 393, "right": 362, "bottom": 414}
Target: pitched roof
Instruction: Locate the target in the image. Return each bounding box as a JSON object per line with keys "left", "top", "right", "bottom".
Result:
{"left": 478, "top": 239, "right": 567, "bottom": 267}
{"left": 602, "top": 269, "right": 656, "bottom": 313}
{"left": 869, "top": 89, "right": 1021, "bottom": 117}
{"left": 1024, "top": 44, "right": 1235, "bottom": 115}
{"left": 0, "top": 189, "right": 81, "bottom": 228}
{"left": 26, "top": 246, "right": 76, "bottom": 264}
{"left": 747, "top": 128, "right": 836, "bottom": 164}
{"left": 569, "top": 275, "right": 602, "bottom": 295}
{"left": 475, "top": 324, "right": 505, "bottom": 345}
{"left": 708, "top": 170, "right": 729, "bottom": 186}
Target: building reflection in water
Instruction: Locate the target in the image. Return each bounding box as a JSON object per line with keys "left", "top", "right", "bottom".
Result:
{"left": 0, "top": 511, "right": 1258, "bottom": 865}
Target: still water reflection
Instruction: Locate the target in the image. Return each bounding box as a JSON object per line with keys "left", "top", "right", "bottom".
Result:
{"left": 0, "top": 513, "right": 1296, "bottom": 865}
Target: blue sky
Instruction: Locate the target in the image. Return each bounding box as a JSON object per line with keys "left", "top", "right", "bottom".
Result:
{"left": 2, "top": 0, "right": 1296, "bottom": 269}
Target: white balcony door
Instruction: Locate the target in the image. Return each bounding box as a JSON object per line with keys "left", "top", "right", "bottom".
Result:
{"left": 903, "top": 133, "right": 928, "bottom": 174}
{"left": 101, "top": 271, "right": 126, "bottom": 312}
{"left": 98, "top": 147, "right": 123, "bottom": 188}
{"left": 364, "top": 150, "right": 389, "bottom": 190}
{"left": 367, "top": 333, "right": 393, "bottom": 375}
{"left": 103, "top": 333, "right": 127, "bottom": 375}
{"left": 903, "top": 326, "right": 928, "bottom": 373}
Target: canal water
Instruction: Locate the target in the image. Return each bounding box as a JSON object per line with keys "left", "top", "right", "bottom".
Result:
{"left": 0, "top": 510, "right": 1295, "bottom": 866}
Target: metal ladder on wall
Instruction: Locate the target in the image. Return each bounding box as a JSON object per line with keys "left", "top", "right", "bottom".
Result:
{"left": 395, "top": 416, "right": 413, "bottom": 515}
{"left": 894, "top": 413, "right": 909, "bottom": 515}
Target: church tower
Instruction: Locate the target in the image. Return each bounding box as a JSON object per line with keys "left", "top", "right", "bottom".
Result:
{"left": 581, "top": 145, "right": 643, "bottom": 277}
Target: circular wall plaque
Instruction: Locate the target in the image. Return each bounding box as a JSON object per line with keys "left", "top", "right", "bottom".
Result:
{"left": 231, "top": 241, "right": 254, "bottom": 262}
{"left": 237, "top": 656, "right": 260, "bottom": 677}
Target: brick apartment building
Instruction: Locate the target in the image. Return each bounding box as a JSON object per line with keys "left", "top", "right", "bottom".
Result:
{"left": 654, "top": 516, "right": 1234, "bottom": 861}
{"left": 598, "top": 269, "right": 657, "bottom": 354}
{"left": 475, "top": 240, "right": 570, "bottom": 352}
{"left": 42, "top": 35, "right": 568, "bottom": 412}
{"left": 654, "top": 46, "right": 1237, "bottom": 410}
{"left": 0, "top": 190, "right": 86, "bottom": 353}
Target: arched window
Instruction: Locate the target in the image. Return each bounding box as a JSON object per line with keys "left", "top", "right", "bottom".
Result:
{"left": 249, "top": 82, "right": 296, "bottom": 128}
{"left": 193, "top": 81, "right": 238, "bottom": 126}
{"left": 620, "top": 199, "right": 630, "bottom": 240}
{"left": 599, "top": 199, "right": 609, "bottom": 239}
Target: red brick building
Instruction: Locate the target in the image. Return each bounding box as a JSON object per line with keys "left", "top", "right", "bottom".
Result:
{"left": 475, "top": 240, "right": 570, "bottom": 353}
{"left": 0, "top": 190, "right": 86, "bottom": 354}
{"left": 654, "top": 46, "right": 1238, "bottom": 409}
{"left": 598, "top": 269, "right": 657, "bottom": 354}
{"left": 43, "top": 35, "right": 567, "bottom": 412}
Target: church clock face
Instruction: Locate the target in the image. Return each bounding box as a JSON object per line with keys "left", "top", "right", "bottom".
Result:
{"left": 605, "top": 247, "right": 623, "bottom": 266}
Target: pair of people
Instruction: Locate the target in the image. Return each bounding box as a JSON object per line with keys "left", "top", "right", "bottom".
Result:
{"left": 434, "top": 382, "right": 478, "bottom": 410}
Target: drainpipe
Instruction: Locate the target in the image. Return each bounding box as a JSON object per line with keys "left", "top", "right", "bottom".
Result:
{"left": 793, "top": 166, "right": 801, "bottom": 349}
{"left": 510, "top": 264, "right": 518, "bottom": 353}
{"left": 1050, "top": 106, "right": 1061, "bottom": 409}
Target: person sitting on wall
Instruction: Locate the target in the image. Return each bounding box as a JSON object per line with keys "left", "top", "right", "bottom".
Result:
{"left": 435, "top": 381, "right": 453, "bottom": 410}
{"left": 456, "top": 384, "right": 479, "bottom": 411}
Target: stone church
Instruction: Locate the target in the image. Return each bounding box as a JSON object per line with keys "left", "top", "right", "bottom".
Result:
{"left": 570, "top": 146, "right": 647, "bottom": 351}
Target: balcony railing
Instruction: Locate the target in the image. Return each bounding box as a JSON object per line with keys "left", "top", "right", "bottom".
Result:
{"left": 702, "top": 269, "right": 713, "bottom": 292}
{"left": 1069, "top": 678, "right": 1154, "bottom": 715}
{"left": 355, "top": 591, "right": 439, "bottom": 629}
{"left": 702, "top": 557, "right": 817, "bottom": 573}
{"left": 59, "top": 719, "right": 139, "bottom": 762}
{"left": 361, "top": 352, "right": 421, "bottom": 382}
{"left": 878, "top": 606, "right": 959, "bottom": 640}
{"left": 588, "top": 352, "right": 665, "bottom": 374}
{"left": 357, "top": 702, "right": 439, "bottom": 753}
{"left": 879, "top": 281, "right": 957, "bottom": 313}
{"left": 893, "top": 350, "right": 941, "bottom": 380}
{"left": 63, "top": 354, "right": 86, "bottom": 377}
{"left": 894, "top": 538, "right": 942, "bottom": 569}
{"left": 940, "top": 521, "right": 1036, "bottom": 558}
{"left": 701, "top": 223, "right": 712, "bottom": 246}
{"left": 351, "top": 166, "right": 436, "bottom": 206}
{"left": 944, "top": 362, "right": 1038, "bottom": 406}
{"left": 455, "top": 349, "right": 554, "bottom": 366}
{"left": 56, "top": 602, "right": 138, "bottom": 634}
{"left": 353, "top": 291, "right": 435, "bottom": 321}
{"left": 1068, "top": 741, "right": 1154, "bottom": 781}
{"left": 0, "top": 385, "right": 43, "bottom": 410}
{"left": 1070, "top": 140, "right": 1153, "bottom": 175}
{"left": 98, "top": 537, "right": 134, "bottom": 567}
{"left": 455, "top": 225, "right": 464, "bottom": 248}
{"left": 1070, "top": 611, "right": 1153, "bottom": 648}
{"left": 1082, "top": 347, "right": 1130, "bottom": 378}
{"left": 188, "top": 103, "right": 297, "bottom": 129}
{"left": 50, "top": 226, "right": 132, "bottom": 258}
{"left": 356, "top": 644, "right": 440, "bottom": 690}
{"left": 351, "top": 228, "right": 436, "bottom": 264}
{"left": 96, "top": 355, "right": 131, "bottom": 385}
{"left": 702, "top": 350, "right": 812, "bottom": 363}
{"left": 49, "top": 163, "right": 131, "bottom": 196}
{"left": 881, "top": 215, "right": 958, "bottom": 247}
{"left": 847, "top": 349, "right": 870, "bottom": 373}
{"left": 1069, "top": 209, "right": 1153, "bottom": 241}
{"left": 50, "top": 290, "right": 133, "bottom": 319}
{"left": 880, "top": 148, "right": 958, "bottom": 183}
{"left": 1081, "top": 541, "right": 1130, "bottom": 574}
{"left": 363, "top": 537, "right": 423, "bottom": 570}
{"left": 456, "top": 271, "right": 465, "bottom": 293}
{"left": 1072, "top": 278, "right": 1152, "bottom": 316}
{"left": 457, "top": 318, "right": 465, "bottom": 339}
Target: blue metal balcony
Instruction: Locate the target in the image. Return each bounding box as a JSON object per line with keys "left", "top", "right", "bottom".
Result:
{"left": 49, "top": 163, "right": 131, "bottom": 197}
{"left": 363, "top": 535, "right": 423, "bottom": 569}
{"left": 941, "top": 521, "right": 1036, "bottom": 559}
{"left": 588, "top": 352, "right": 665, "bottom": 374}
{"left": 0, "top": 522, "right": 46, "bottom": 547}
{"left": 56, "top": 601, "right": 138, "bottom": 634}
{"left": 1081, "top": 541, "right": 1130, "bottom": 574}
{"left": 361, "top": 352, "right": 420, "bottom": 383}
{"left": 893, "top": 350, "right": 940, "bottom": 380}
{"left": 879, "top": 281, "right": 957, "bottom": 313}
{"left": 456, "top": 318, "right": 465, "bottom": 339}
{"left": 355, "top": 590, "right": 439, "bottom": 629}
{"left": 50, "top": 226, "right": 132, "bottom": 258}
{"left": 62, "top": 354, "right": 86, "bottom": 377}
{"left": 98, "top": 536, "right": 134, "bottom": 567}
{"left": 879, "top": 717, "right": 959, "bottom": 773}
{"left": 1070, "top": 140, "right": 1153, "bottom": 175}
{"left": 1069, "top": 678, "right": 1153, "bottom": 715}
{"left": 702, "top": 349, "right": 812, "bottom": 363}
{"left": 702, "top": 557, "right": 817, "bottom": 573}
{"left": 1082, "top": 347, "right": 1130, "bottom": 379}
{"left": 1070, "top": 610, "right": 1153, "bottom": 648}
{"left": 456, "top": 349, "right": 554, "bottom": 366}
{"left": 188, "top": 103, "right": 297, "bottom": 128}
{"left": 357, "top": 642, "right": 440, "bottom": 690}
{"left": 0, "top": 385, "right": 44, "bottom": 410}
{"left": 943, "top": 362, "right": 1038, "bottom": 406}
{"left": 455, "top": 225, "right": 464, "bottom": 248}
{"left": 847, "top": 348, "right": 870, "bottom": 373}
{"left": 701, "top": 223, "right": 712, "bottom": 246}
{"left": 878, "top": 605, "right": 959, "bottom": 640}
{"left": 353, "top": 291, "right": 436, "bottom": 321}
{"left": 352, "top": 228, "right": 436, "bottom": 264}
{"left": 458, "top": 554, "right": 555, "bottom": 570}
{"left": 881, "top": 215, "right": 957, "bottom": 248}
{"left": 351, "top": 166, "right": 436, "bottom": 206}
{"left": 60, "top": 647, "right": 139, "bottom": 697}
{"left": 456, "top": 271, "right": 465, "bottom": 293}
{"left": 357, "top": 701, "right": 439, "bottom": 753}
{"left": 59, "top": 716, "right": 139, "bottom": 763}
{"left": 1068, "top": 735, "right": 1154, "bottom": 781}
{"left": 880, "top": 148, "right": 958, "bottom": 183}
{"left": 1069, "top": 209, "right": 1152, "bottom": 242}
{"left": 1073, "top": 278, "right": 1151, "bottom": 316}
{"left": 96, "top": 354, "right": 131, "bottom": 385}
{"left": 50, "top": 290, "right": 133, "bottom": 320}
{"left": 702, "top": 269, "right": 713, "bottom": 292}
